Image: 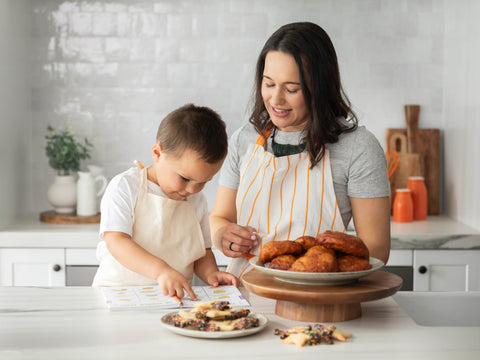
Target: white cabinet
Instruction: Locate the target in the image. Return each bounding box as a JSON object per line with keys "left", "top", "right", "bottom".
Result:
{"left": 0, "top": 247, "right": 99, "bottom": 286}
{"left": 413, "top": 250, "right": 480, "bottom": 291}
{"left": 0, "top": 248, "right": 65, "bottom": 286}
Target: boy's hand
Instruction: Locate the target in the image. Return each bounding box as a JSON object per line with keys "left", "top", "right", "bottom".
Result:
{"left": 207, "top": 271, "right": 239, "bottom": 287}
{"left": 156, "top": 268, "right": 197, "bottom": 300}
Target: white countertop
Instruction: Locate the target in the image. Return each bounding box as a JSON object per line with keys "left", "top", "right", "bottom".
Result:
{"left": 0, "top": 286, "right": 479, "bottom": 360}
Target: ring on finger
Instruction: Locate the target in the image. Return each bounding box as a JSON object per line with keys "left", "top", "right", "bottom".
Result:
{"left": 229, "top": 242, "right": 234, "bottom": 251}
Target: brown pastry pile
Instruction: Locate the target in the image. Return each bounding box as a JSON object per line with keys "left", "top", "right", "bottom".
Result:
{"left": 258, "top": 231, "right": 371, "bottom": 273}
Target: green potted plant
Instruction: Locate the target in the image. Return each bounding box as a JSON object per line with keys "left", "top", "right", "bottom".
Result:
{"left": 45, "top": 125, "right": 93, "bottom": 175}
{"left": 44, "top": 125, "right": 94, "bottom": 214}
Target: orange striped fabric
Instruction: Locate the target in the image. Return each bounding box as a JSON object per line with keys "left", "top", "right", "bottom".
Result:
{"left": 227, "top": 134, "right": 345, "bottom": 278}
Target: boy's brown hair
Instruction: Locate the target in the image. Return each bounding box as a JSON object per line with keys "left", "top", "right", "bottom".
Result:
{"left": 156, "top": 104, "right": 227, "bottom": 163}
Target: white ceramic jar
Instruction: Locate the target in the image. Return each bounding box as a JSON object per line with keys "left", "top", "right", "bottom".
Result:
{"left": 76, "top": 171, "right": 108, "bottom": 216}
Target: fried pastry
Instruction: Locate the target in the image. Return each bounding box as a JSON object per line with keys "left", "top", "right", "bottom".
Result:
{"left": 290, "top": 245, "right": 338, "bottom": 272}
{"left": 269, "top": 254, "right": 297, "bottom": 270}
{"left": 316, "top": 231, "right": 369, "bottom": 259}
{"left": 337, "top": 255, "right": 371, "bottom": 272}
{"left": 294, "top": 236, "right": 318, "bottom": 251}
{"left": 258, "top": 240, "right": 303, "bottom": 263}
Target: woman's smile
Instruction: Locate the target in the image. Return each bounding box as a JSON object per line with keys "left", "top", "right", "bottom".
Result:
{"left": 261, "top": 50, "right": 310, "bottom": 132}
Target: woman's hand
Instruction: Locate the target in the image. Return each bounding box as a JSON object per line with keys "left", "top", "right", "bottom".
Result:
{"left": 156, "top": 268, "right": 197, "bottom": 300}
{"left": 221, "top": 223, "right": 258, "bottom": 258}
{"left": 210, "top": 185, "right": 258, "bottom": 257}
{"left": 206, "top": 271, "right": 239, "bottom": 287}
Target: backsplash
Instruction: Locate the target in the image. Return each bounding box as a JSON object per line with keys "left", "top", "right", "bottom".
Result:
{"left": 28, "top": 0, "right": 446, "bottom": 212}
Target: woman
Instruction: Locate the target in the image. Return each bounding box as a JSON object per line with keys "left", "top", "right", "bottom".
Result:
{"left": 210, "top": 22, "right": 390, "bottom": 278}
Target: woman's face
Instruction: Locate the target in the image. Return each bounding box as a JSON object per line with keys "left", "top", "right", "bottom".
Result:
{"left": 261, "top": 50, "right": 310, "bottom": 132}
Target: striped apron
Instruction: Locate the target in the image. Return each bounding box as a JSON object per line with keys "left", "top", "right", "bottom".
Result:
{"left": 226, "top": 132, "right": 345, "bottom": 278}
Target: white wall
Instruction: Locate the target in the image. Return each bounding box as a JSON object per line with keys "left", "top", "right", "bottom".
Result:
{"left": 2, "top": 0, "right": 478, "bottom": 230}
{"left": 0, "top": 0, "right": 31, "bottom": 226}
{"left": 28, "top": 0, "right": 447, "bottom": 214}
{"left": 443, "top": 0, "right": 480, "bottom": 230}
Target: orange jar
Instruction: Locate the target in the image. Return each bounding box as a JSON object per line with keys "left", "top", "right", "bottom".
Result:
{"left": 407, "top": 176, "right": 428, "bottom": 220}
{"left": 393, "top": 189, "right": 413, "bottom": 223}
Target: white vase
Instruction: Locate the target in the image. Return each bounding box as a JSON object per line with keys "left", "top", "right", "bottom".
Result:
{"left": 76, "top": 171, "right": 108, "bottom": 216}
{"left": 47, "top": 175, "right": 77, "bottom": 214}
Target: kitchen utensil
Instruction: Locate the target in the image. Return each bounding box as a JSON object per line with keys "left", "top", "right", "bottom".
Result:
{"left": 385, "top": 105, "right": 440, "bottom": 214}
{"left": 39, "top": 210, "right": 100, "bottom": 224}
{"left": 385, "top": 150, "right": 400, "bottom": 179}
{"left": 387, "top": 133, "right": 423, "bottom": 211}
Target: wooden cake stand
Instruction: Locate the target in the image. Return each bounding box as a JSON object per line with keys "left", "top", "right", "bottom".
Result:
{"left": 242, "top": 270, "right": 402, "bottom": 322}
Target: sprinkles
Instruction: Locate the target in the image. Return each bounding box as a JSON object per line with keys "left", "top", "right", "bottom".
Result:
{"left": 275, "top": 324, "right": 351, "bottom": 347}
{"left": 161, "top": 301, "right": 259, "bottom": 332}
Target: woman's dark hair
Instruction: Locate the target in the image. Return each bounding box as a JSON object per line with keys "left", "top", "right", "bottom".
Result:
{"left": 249, "top": 22, "right": 358, "bottom": 167}
{"left": 156, "top": 104, "right": 227, "bottom": 163}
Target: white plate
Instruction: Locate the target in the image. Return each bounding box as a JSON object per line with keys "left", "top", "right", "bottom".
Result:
{"left": 160, "top": 312, "right": 268, "bottom": 339}
{"left": 250, "top": 256, "right": 384, "bottom": 285}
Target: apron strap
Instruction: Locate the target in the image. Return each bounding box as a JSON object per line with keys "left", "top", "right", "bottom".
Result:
{"left": 255, "top": 129, "right": 272, "bottom": 146}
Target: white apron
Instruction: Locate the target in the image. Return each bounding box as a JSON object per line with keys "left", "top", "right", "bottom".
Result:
{"left": 227, "top": 132, "right": 345, "bottom": 278}
{"left": 92, "top": 167, "right": 206, "bottom": 286}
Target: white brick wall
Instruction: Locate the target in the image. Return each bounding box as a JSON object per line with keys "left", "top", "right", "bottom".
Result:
{"left": 27, "top": 0, "right": 449, "bottom": 213}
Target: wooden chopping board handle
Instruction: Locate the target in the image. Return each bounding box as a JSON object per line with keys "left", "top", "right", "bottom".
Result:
{"left": 389, "top": 133, "right": 408, "bottom": 155}
{"left": 405, "top": 104, "right": 420, "bottom": 153}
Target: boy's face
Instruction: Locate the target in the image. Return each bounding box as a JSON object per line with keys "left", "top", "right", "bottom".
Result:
{"left": 149, "top": 144, "right": 223, "bottom": 200}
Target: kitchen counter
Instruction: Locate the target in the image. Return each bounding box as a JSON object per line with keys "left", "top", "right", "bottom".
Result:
{"left": 0, "top": 286, "right": 479, "bottom": 360}
{"left": 0, "top": 215, "right": 479, "bottom": 250}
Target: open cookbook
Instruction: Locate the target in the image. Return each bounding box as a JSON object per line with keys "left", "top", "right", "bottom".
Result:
{"left": 100, "top": 285, "right": 249, "bottom": 311}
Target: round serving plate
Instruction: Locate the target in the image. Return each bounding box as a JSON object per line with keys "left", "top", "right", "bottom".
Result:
{"left": 160, "top": 312, "right": 268, "bottom": 339}
{"left": 249, "top": 256, "right": 384, "bottom": 285}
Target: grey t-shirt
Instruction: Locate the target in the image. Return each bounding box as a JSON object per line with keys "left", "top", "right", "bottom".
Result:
{"left": 219, "top": 122, "right": 390, "bottom": 228}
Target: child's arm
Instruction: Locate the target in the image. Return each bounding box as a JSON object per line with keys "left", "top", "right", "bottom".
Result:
{"left": 104, "top": 231, "right": 197, "bottom": 299}
{"left": 194, "top": 248, "right": 239, "bottom": 287}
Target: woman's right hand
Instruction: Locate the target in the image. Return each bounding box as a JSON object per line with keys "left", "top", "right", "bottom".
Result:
{"left": 221, "top": 223, "right": 258, "bottom": 258}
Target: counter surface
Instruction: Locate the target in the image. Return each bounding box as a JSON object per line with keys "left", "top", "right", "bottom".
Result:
{"left": 1, "top": 286, "right": 479, "bottom": 360}
{"left": 1, "top": 215, "right": 479, "bottom": 250}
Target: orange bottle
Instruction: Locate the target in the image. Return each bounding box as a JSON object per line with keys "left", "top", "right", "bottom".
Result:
{"left": 407, "top": 176, "right": 428, "bottom": 220}
{"left": 393, "top": 189, "right": 413, "bottom": 223}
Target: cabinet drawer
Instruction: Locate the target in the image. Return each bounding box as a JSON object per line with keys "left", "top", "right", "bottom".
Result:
{"left": 66, "top": 248, "right": 98, "bottom": 265}
{"left": 388, "top": 250, "right": 413, "bottom": 266}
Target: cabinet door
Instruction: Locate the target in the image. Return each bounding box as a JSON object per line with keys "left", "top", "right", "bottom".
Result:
{"left": 0, "top": 248, "right": 65, "bottom": 286}
{"left": 413, "top": 250, "right": 480, "bottom": 291}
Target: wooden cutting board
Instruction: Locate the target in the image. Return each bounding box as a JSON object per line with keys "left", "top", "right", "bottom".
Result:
{"left": 387, "top": 132, "right": 424, "bottom": 208}
{"left": 386, "top": 106, "right": 440, "bottom": 215}
{"left": 40, "top": 210, "right": 101, "bottom": 224}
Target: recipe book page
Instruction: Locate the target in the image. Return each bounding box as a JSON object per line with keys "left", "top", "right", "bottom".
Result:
{"left": 101, "top": 285, "right": 249, "bottom": 311}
